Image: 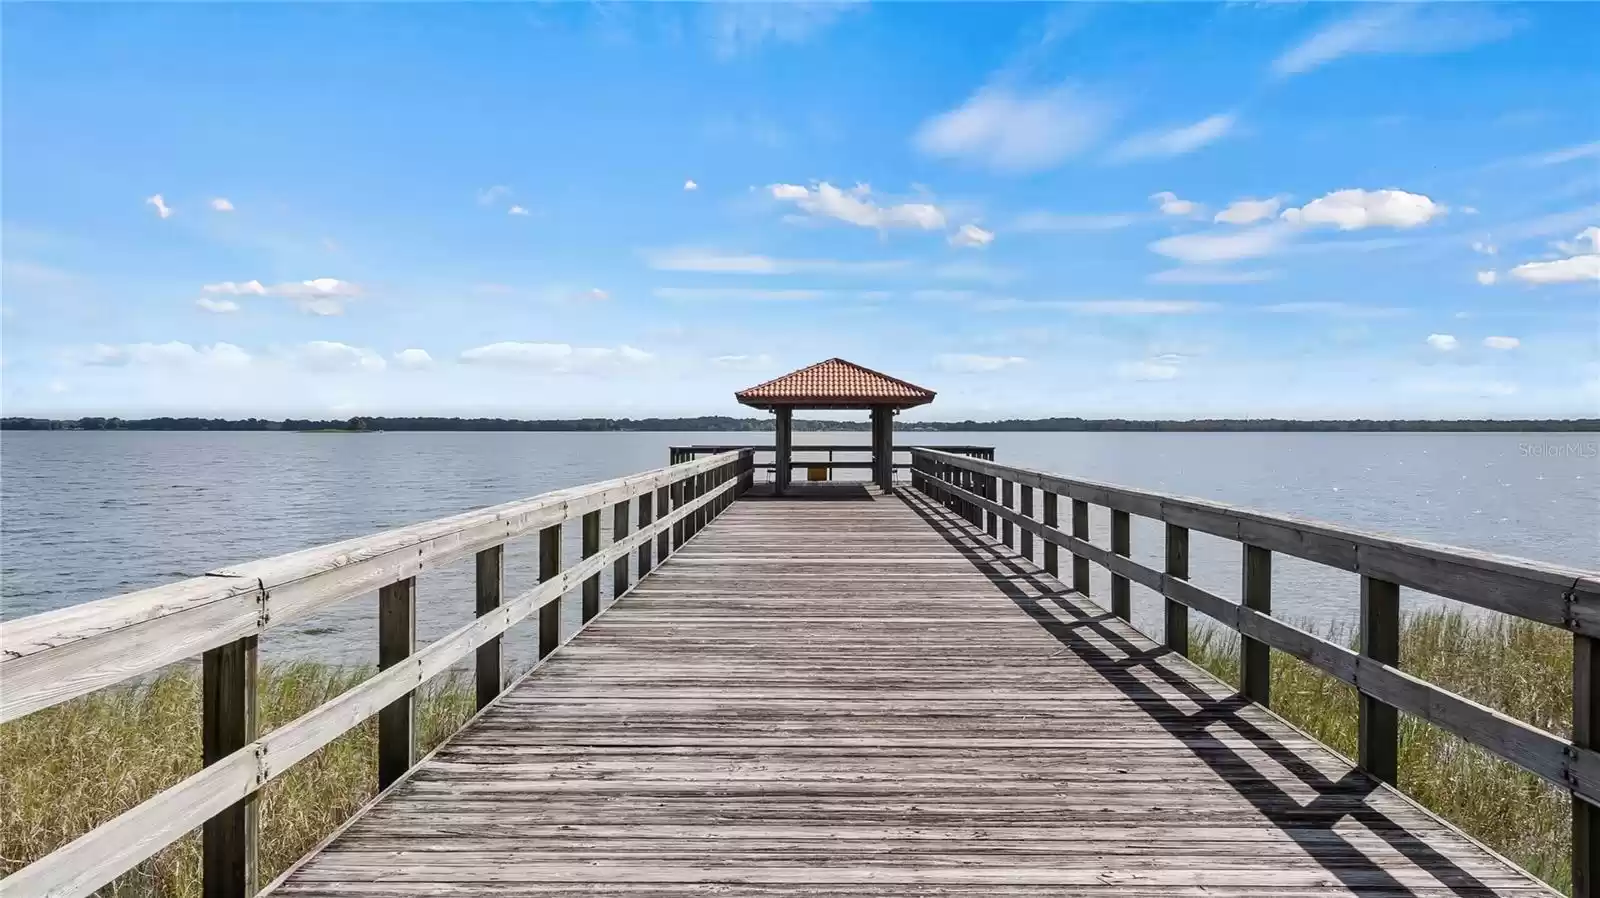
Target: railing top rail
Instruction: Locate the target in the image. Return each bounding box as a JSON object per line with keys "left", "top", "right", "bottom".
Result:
{"left": 669, "top": 443, "right": 996, "bottom": 453}
{"left": 913, "top": 447, "right": 1600, "bottom": 634}
{"left": 0, "top": 450, "right": 747, "bottom": 723}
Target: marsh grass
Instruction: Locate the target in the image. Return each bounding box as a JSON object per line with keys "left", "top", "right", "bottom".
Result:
{"left": 0, "top": 663, "right": 474, "bottom": 897}
{"left": 1189, "top": 608, "right": 1570, "bottom": 892}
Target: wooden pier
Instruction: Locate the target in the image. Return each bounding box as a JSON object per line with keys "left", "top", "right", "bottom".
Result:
{"left": 3, "top": 445, "right": 1596, "bottom": 898}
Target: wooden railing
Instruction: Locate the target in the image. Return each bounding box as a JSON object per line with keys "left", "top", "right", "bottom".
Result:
{"left": 671, "top": 444, "right": 993, "bottom": 476}
{"left": 0, "top": 449, "right": 754, "bottom": 898}
{"left": 910, "top": 447, "right": 1600, "bottom": 892}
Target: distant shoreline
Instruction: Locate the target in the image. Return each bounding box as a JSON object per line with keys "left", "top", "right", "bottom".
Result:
{"left": 4, "top": 416, "right": 1598, "bottom": 433}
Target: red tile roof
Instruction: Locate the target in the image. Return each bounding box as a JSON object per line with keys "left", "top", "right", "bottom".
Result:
{"left": 735, "top": 358, "right": 936, "bottom": 408}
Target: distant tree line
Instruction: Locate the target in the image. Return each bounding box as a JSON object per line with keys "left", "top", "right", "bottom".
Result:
{"left": 4, "top": 415, "right": 1596, "bottom": 433}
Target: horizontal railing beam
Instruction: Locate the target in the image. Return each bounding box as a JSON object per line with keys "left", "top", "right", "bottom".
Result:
{"left": 917, "top": 462, "right": 1600, "bottom": 806}
{"left": 0, "top": 460, "right": 743, "bottom": 898}
{"left": 916, "top": 448, "right": 1600, "bottom": 637}
{"left": 0, "top": 451, "right": 745, "bottom": 723}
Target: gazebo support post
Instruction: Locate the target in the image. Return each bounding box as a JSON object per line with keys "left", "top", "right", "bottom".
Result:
{"left": 871, "top": 406, "right": 893, "bottom": 494}
{"left": 774, "top": 407, "right": 793, "bottom": 496}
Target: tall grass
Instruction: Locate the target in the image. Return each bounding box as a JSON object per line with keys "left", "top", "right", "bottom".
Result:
{"left": 1189, "top": 608, "right": 1571, "bottom": 892}
{"left": 0, "top": 663, "right": 474, "bottom": 897}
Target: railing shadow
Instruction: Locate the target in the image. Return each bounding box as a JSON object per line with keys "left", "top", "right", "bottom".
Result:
{"left": 743, "top": 482, "right": 877, "bottom": 501}
{"left": 899, "top": 486, "right": 1504, "bottom": 898}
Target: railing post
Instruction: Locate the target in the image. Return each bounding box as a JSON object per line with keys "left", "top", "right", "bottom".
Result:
{"left": 1164, "top": 524, "right": 1188, "bottom": 656}
{"left": 1110, "top": 509, "right": 1129, "bottom": 619}
{"left": 377, "top": 577, "right": 416, "bottom": 790}
{"left": 638, "top": 492, "right": 655, "bottom": 574}
{"left": 1042, "top": 492, "right": 1058, "bottom": 576}
{"left": 1577, "top": 632, "right": 1600, "bottom": 898}
{"left": 1241, "top": 544, "right": 1272, "bottom": 704}
{"left": 1001, "top": 480, "right": 1014, "bottom": 549}
{"left": 671, "top": 476, "right": 685, "bottom": 551}
{"left": 475, "top": 545, "right": 503, "bottom": 709}
{"left": 202, "top": 635, "right": 257, "bottom": 898}
{"left": 1359, "top": 576, "right": 1400, "bottom": 783}
{"left": 581, "top": 510, "right": 602, "bottom": 622}
{"left": 1020, "top": 486, "right": 1035, "bottom": 562}
{"left": 613, "top": 499, "right": 631, "bottom": 600}
{"left": 656, "top": 484, "right": 671, "bottom": 560}
{"left": 538, "top": 525, "right": 561, "bottom": 659}
{"left": 1072, "top": 499, "right": 1090, "bottom": 597}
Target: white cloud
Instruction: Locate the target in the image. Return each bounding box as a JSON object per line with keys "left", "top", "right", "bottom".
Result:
{"left": 82, "top": 341, "right": 251, "bottom": 368}
{"left": 1471, "top": 241, "right": 1497, "bottom": 255}
{"left": 298, "top": 341, "right": 387, "bottom": 373}
{"left": 912, "top": 84, "right": 1112, "bottom": 173}
{"left": 507, "top": 205, "right": 529, "bottom": 216}
{"left": 1116, "top": 359, "right": 1180, "bottom": 381}
{"left": 1510, "top": 229, "right": 1600, "bottom": 284}
{"left": 683, "top": 179, "right": 699, "bottom": 192}
{"left": 1010, "top": 211, "right": 1141, "bottom": 232}
{"left": 393, "top": 348, "right": 434, "bottom": 369}
{"left": 1150, "top": 224, "right": 1291, "bottom": 263}
{"left": 1530, "top": 141, "right": 1600, "bottom": 167}
{"left": 196, "top": 297, "right": 240, "bottom": 313}
{"left": 642, "top": 248, "right": 907, "bottom": 275}
{"left": 1056, "top": 300, "right": 1212, "bottom": 315}
{"left": 459, "top": 342, "right": 653, "bottom": 372}
{"left": 936, "top": 353, "right": 1026, "bottom": 373}
{"left": 1150, "top": 192, "right": 1201, "bottom": 217}
{"left": 1272, "top": 5, "right": 1515, "bottom": 77}
{"left": 1281, "top": 189, "right": 1444, "bottom": 230}
{"left": 477, "top": 185, "right": 511, "bottom": 206}
{"left": 1215, "top": 197, "right": 1283, "bottom": 225}
{"left": 1112, "top": 113, "right": 1236, "bottom": 162}
{"left": 1149, "top": 268, "right": 1278, "bottom": 285}
{"left": 209, "top": 197, "right": 235, "bottom": 212}
{"left": 1476, "top": 270, "right": 1498, "bottom": 286}
{"left": 653, "top": 287, "right": 829, "bottom": 301}
{"left": 1555, "top": 226, "right": 1600, "bottom": 256}
{"left": 1426, "top": 333, "right": 1459, "bottom": 352}
{"left": 1483, "top": 336, "right": 1521, "bottom": 350}
{"left": 583, "top": 287, "right": 610, "bottom": 301}
{"left": 950, "top": 224, "right": 995, "bottom": 248}
{"left": 145, "top": 194, "right": 173, "bottom": 219}
{"left": 203, "top": 280, "right": 269, "bottom": 296}
{"left": 1262, "top": 302, "right": 1406, "bottom": 318}
{"left": 767, "top": 182, "right": 946, "bottom": 230}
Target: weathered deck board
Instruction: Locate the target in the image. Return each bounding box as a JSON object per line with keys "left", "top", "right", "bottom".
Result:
{"left": 270, "top": 486, "right": 1555, "bottom": 897}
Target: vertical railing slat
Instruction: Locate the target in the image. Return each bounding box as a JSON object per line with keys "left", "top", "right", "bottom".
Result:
{"left": 1164, "top": 524, "right": 1189, "bottom": 657}
{"left": 1072, "top": 499, "right": 1090, "bottom": 598}
{"left": 1358, "top": 576, "right": 1400, "bottom": 783}
{"left": 377, "top": 577, "right": 417, "bottom": 790}
{"left": 1241, "top": 545, "right": 1272, "bottom": 704}
{"left": 1576, "top": 633, "right": 1600, "bottom": 898}
{"left": 1042, "top": 492, "right": 1058, "bottom": 576}
{"left": 613, "top": 500, "right": 631, "bottom": 600}
{"left": 1020, "top": 486, "right": 1035, "bottom": 562}
{"left": 201, "top": 635, "right": 257, "bottom": 898}
{"left": 1110, "top": 509, "right": 1129, "bottom": 620}
{"left": 538, "top": 525, "right": 561, "bottom": 659}
{"left": 474, "top": 545, "right": 503, "bottom": 710}
{"left": 1001, "top": 480, "right": 1015, "bottom": 549}
{"left": 581, "top": 511, "right": 602, "bottom": 622}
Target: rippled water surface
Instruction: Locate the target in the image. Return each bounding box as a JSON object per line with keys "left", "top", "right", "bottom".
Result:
{"left": 3, "top": 431, "right": 1594, "bottom": 668}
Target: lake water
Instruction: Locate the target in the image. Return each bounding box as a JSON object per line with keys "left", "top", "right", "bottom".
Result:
{"left": 2, "top": 431, "right": 1595, "bottom": 672}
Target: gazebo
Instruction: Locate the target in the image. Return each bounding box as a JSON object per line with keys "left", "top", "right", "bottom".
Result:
{"left": 735, "top": 358, "right": 936, "bottom": 496}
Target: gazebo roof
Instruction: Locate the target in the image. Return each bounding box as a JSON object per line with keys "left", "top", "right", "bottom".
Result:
{"left": 735, "top": 358, "right": 936, "bottom": 410}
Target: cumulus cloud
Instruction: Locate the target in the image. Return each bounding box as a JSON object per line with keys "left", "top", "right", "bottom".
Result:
{"left": 1150, "top": 192, "right": 1201, "bottom": 217}
{"left": 298, "top": 341, "right": 386, "bottom": 372}
{"left": 1280, "top": 189, "right": 1444, "bottom": 230}
{"left": 507, "top": 205, "right": 530, "bottom": 216}
{"left": 1426, "top": 333, "right": 1459, "bottom": 352}
{"left": 950, "top": 224, "right": 995, "bottom": 248}
{"left": 145, "top": 194, "right": 173, "bottom": 219}
{"left": 643, "top": 248, "right": 907, "bottom": 275}
{"left": 936, "top": 354, "right": 1026, "bottom": 373}
{"left": 204, "top": 277, "right": 360, "bottom": 314}
{"left": 209, "top": 197, "right": 235, "bottom": 212}
{"left": 767, "top": 182, "right": 946, "bottom": 230}
{"left": 1111, "top": 114, "right": 1235, "bottom": 162}
{"left": 1215, "top": 197, "right": 1283, "bottom": 225}
{"left": 1476, "top": 270, "right": 1498, "bottom": 286}
{"left": 196, "top": 297, "right": 240, "bottom": 313}
{"left": 1471, "top": 241, "right": 1497, "bottom": 255}
{"left": 203, "top": 280, "right": 269, "bottom": 296}
{"left": 1150, "top": 224, "right": 1292, "bottom": 263}
{"left": 912, "top": 84, "right": 1112, "bottom": 173}
{"left": 1510, "top": 228, "right": 1600, "bottom": 284}
{"left": 683, "top": 179, "right": 699, "bottom": 191}
{"left": 1272, "top": 5, "right": 1516, "bottom": 77}
{"left": 82, "top": 341, "right": 251, "bottom": 368}
{"left": 460, "top": 342, "right": 654, "bottom": 372}
{"left": 393, "top": 348, "right": 434, "bottom": 369}
{"left": 1483, "top": 336, "right": 1520, "bottom": 350}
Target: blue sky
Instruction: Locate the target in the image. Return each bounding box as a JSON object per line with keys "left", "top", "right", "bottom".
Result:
{"left": 3, "top": 2, "right": 1596, "bottom": 420}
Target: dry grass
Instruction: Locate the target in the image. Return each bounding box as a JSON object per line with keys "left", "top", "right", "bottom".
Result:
{"left": 0, "top": 663, "right": 474, "bottom": 897}
{"left": 1189, "top": 608, "right": 1571, "bottom": 893}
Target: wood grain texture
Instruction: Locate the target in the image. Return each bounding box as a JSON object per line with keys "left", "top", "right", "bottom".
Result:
{"left": 267, "top": 484, "right": 1557, "bottom": 898}
{"left": 475, "top": 546, "right": 503, "bottom": 710}
{"left": 202, "top": 636, "right": 257, "bottom": 898}
{"left": 378, "top": 578, "right": 417, "bottom": 791}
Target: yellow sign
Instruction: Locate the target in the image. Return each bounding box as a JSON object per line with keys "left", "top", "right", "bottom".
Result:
{"left": 807, "top": 466, "right": 828, "bottom": 481}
